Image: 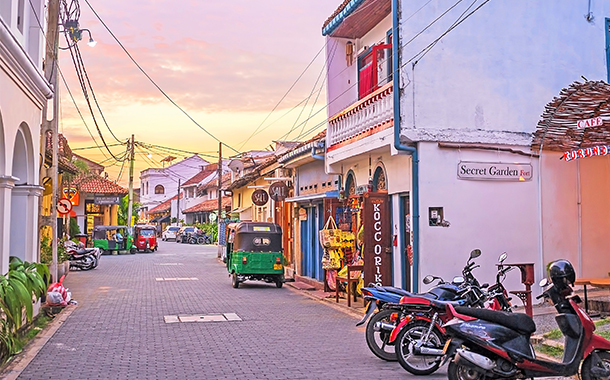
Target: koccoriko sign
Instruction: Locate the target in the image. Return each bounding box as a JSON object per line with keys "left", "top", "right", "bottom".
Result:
{"left": 457, "top": 161, "right": 533, "bottom": 181}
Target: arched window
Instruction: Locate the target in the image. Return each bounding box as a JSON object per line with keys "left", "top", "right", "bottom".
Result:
{"left": 344, "top": 171, "right": 356, "bottom": 196}
{"left": 373, "top": 166, "right": 387, "bottom": 191}
{"left": 154, "top": 185, "right": 165, "bottom": 194}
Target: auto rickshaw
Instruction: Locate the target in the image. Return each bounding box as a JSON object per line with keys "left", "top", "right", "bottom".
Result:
{"left": 133, "top": 224, "right": 158, "bottom": 253}
{"left": 226, "top": 222, "right": 284, "bottom": 288}
{"left": 92, "top": 225, "right": 135, "bottom": 255}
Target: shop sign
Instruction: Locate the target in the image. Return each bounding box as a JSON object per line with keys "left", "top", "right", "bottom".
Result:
{"left": 62, "top": 187, "right": 79, "bottom": 205}
{"left": 94, "top": 195, "right": 120, "bottom": 205}
{"left": 562, "top": 145, "right": 610, "bottom": 162}
{"left": 86, "top": 215, "right": 94, "bottom": 234}
{"left": 577, "top": 116, "right": 603, "bottom": 129}
{"left": 457, "top": 161, "right": 532, "bottom": 181}
{"left": 363, "top": 193, "right": 392, "bottom": 287}
{"left": 251, "top": 189, "right": 269, "bottom": 206}
{"left": 355, "top": 185, "right": 368, "bottom": 195}
{"left": 269, "top": 181, "right": 288, "bottom": 202}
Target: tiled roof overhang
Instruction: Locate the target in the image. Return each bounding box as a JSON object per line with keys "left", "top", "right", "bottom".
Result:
{"left": 322, "top": 0, "right": 391, "bottom": 38}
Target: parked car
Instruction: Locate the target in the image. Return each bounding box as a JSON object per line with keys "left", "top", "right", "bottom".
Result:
{"left": 162, "top": 226, "right": 180, "bottom": 241}
{"left": 176, "top": 226, "right": 196, "bottom": 243}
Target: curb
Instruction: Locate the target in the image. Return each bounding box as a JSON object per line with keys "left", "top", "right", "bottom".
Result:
{"left": 0, "top": 305, "right": 77, "bottom": 380}
{"left": 286, "top": 286, "right": 364, "bottom": 320}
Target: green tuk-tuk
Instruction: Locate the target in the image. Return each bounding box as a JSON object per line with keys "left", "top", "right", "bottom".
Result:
{"left": 226, "top": 222, "right": 284, "bottom": 288}
{"left": 92, "top": 225, "right": 135, "bottom": 255}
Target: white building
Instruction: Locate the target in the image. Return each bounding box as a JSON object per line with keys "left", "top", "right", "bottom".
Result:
{"left": 139, "top": 155, "right": 208, "bottom": 221}
{"left": 0, "top": 1, "right": 51, "bottom": 274}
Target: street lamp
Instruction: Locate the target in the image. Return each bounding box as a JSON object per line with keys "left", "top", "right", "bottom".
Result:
{"left": 63, "top": 20, "right": 97, "bottom": 47}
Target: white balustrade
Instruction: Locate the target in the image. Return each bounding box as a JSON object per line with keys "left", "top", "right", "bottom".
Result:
{"left": 327, "top": 83, "right": 393, "bottom": 148}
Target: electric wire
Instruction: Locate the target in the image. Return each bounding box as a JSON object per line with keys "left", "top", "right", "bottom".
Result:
{"left": 82, "top": 0, "right": 240, "bottom": 154}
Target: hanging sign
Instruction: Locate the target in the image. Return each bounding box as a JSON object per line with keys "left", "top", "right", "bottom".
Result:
{"left": 577, "top": 116, "right": 603, "bottom": 129}
{"left": 57, "top": 198, "right": 73, "bottom": 215}
{"left": 62, "top": 187, "right": 79, "bottom": 205}
{"left": 269, "top": 181, "right": 289, "bottom": 202}
{"left": 251, "top": 189, "right": 269, "bottom": 206}
{"left": 362, "top": 192, "right": 392, "bottom": 287}
{"left": 562, "top": 145, "right": 610, "bottom": 162}
{"left": 457, "top": 161, "right": 532, "bottom": 181}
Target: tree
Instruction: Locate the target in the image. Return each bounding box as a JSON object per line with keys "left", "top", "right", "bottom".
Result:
{"left": 118, "top": 194, "right": 140, "bottom": 226}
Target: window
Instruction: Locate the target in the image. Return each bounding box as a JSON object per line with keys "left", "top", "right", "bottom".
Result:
{"left": 373, "top": 166, "right": 387, "bottom": 191}
{"left": 358, "top": 43, "right": 392, "bottom": 99}
{"left": 155, "top": 185, "right": 165, "bottom": 194}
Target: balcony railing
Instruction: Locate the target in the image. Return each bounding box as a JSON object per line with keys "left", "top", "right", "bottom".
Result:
{"left": 327, "top": 82, "right": 393, "bottom": 150}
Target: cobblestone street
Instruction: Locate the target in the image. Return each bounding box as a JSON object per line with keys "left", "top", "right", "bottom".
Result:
{"left": 15, "top": 241, "right": 445, "bottom": 380}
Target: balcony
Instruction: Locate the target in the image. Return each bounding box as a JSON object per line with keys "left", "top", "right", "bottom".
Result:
{"left": 327, "top": 82, "right": 393, "bottom": 152}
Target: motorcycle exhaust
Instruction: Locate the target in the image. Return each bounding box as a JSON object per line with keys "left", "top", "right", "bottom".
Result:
{"left": 374, "top": 321, "right": 395, "bottom": 332}
{"left": 414, "top": 346, "right": 445, "bottom": 356}
{"left": 455, "top": 348, "right": 495, "bottom": 371}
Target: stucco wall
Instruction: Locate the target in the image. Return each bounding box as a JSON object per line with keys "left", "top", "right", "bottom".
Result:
{"left": 399, "top": 0, "right": 609, "bottom": 136}
{"left": 417, "top": 142, "right": 540, "bottom": 291}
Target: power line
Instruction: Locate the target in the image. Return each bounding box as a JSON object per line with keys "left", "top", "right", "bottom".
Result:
{"left": 82, "top": 0, "right": 240, "bottom": 155}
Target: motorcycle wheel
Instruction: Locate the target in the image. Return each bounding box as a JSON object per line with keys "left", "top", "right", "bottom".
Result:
{"left": 448, "top": 360, "right": 485, "bottom": 380}
{"left": 396, "top": 320, "right": 444, "bottom": 375}
{"left": 81, "top": 256, "right": 96, "bottom": 271}
{"left": 582, "top": 350, "right": 610, "bottom": 380}
{"left": 365, "top": 309, "right": 398, "bottom": 361}
{"left": 197, "top": 237, "right": 205, "bottom": 244}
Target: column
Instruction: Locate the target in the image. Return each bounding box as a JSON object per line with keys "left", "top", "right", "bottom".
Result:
{"left": 110, "top": 204, "right": 118, "bottom": 225}
{"left": 0, "top": 176, "right": 17, "bottom": 274}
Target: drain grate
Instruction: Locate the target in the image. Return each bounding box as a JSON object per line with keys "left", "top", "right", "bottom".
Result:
{"left": 164, "top": 313, "right": 242, "bottom": 324}
{"left": 155, "top": 277, "right": 198, "bottom": 281}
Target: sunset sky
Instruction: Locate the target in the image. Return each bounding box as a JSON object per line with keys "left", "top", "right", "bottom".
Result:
{"left": 59, "top": 0, "right": 339, "bottom": 187}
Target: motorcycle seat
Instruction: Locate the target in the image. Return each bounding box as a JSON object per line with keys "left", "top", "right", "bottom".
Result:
{"left": 454, "top": 306, "right": 536, "bottom": 335}
{"left": 76, "top": 248, "right": 95, "bottom": 255}
{"left": 375, "top": 285, "right": 414, "bottom": 297}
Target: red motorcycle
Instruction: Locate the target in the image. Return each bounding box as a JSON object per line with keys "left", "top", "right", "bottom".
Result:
{"left": 443, "top": 259, "right": 610, "bottom": 380}
{"left": 384, "top": 251, "right": 513, "bottom": 375}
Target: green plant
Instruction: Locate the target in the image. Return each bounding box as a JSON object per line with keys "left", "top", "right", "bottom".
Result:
{"left": 536, "top": 343, "right": 563, "bottom": 358}
{"left": 196, "top": 222, "right": 218, "bottom": 242}
{"left": 69, "top": 217, "right": 80, "bottom": 237}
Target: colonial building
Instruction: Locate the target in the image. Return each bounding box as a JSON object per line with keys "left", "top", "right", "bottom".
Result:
{"left": 0, "top": 0, "right": 51, "bottom": 273}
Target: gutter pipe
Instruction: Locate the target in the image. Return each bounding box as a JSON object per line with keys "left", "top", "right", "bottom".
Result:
{"left": 392, "top": 0, "right": 420, "bottom": 292}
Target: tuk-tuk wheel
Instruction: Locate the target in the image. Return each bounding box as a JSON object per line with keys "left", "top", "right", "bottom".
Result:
{"left": 275, "top": 280, "right": 283, "bottom": 288}
{"left": 130, "top": 248, "right": 136, "bottom": 254}
{"left": 231, "top": 272, "right": 240, "bottom": 289}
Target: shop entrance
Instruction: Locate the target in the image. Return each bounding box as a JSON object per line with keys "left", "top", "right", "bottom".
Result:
{"left": 400, "top": 193, "right": 412, "bottom": 291}
{"left": 300, "top": 204, "right": 324, "bottom": 281}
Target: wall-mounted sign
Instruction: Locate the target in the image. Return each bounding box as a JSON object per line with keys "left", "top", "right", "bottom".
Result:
{"left": 362, "top": 192, "right": 392, "bottom": 287}
{"left": 562, "top": 145, "right": 609, "bottom": 162}
{"left": 269, "top": 181, "right": 289, "bottom": 202}
{"left": 298, "top": 208, "right": 307, "bottom": 221}
{"left": 355, "top": 185, "right": 369, "bottom": 195}
{"left": 62, "top": 187, "right": 79, "bottom": 205}
{"left": 251, "top": 189, "right": 269, "bottom": 206}
{"left": 457, "top": 161, "right": 532, "bottom": 181}
{"left": 577, "top": 116, "right": 603, "bottom": 129}
{"left": 94, "top": 195, "right": 121, "bottom": 205}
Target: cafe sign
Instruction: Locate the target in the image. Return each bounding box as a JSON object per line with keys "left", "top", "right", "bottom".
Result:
{"left": 562, "top": 145, "right": 610, "bottom": 162}
{"left": 457, "top": 161, "right": 532, "bottom": 181}
{"left": 577, "top": 116, "right": 603, "bottom": 129}
{"left": 251, "top": 189, "right": 269, "bottom": 206}
{"left": 269, "top": 181, "right": 289, "bottom": 202}
{"left": 94, "top": 195, "right": 120, "bottom": 205}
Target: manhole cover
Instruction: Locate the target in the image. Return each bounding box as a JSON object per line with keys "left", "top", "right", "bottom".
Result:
{"left": 164, "top": 313, "right": 242, "bottom": 324}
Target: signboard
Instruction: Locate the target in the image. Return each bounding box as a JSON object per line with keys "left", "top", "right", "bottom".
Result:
{"left": 577, "top": 116, "right": 603, "bottom": 129}
{"left": 563, "top": 145, "right": 609, "bottom": 162}
{"left": 355, "top": 185, "right": 369, "bottom": 195}
{"left": 298, "top": 208, "right": 307, "bottom": 221}
{"left": 94, "top": 195, "right": 121, "bottom": 205}
{"left": 62, "top": 187, "right": 79, "bottom": 205}
{"left": 362, "top": 192, "right": 392, "bottom": 287}
{"left": 251, "top": 189, "right": 269, "bottom": 206}
{"left": 457, "top": 161, "right": 532, "bottom": 181}
{"left": 269, "top": 181, "right": 289, "bottom": 202}
{"left": 209, "top": 212, "right": 217, "bottom": 222}
{"left": 57, "top": 198, "right": 73, "bottom": 215}
{"left": 86, "top": 215, "right": 94, "bottom": 234}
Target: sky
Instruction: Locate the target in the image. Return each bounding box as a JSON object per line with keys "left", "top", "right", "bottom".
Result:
{"left": 59, "top": 0, "right": 340, "bottom": 187}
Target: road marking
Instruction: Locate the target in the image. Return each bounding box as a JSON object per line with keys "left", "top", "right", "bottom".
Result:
{"left": 155, "top": 277, "right": 199, "bottom": 281}
{"left": 163, "top": 313, "right": 242, "bottom": 324}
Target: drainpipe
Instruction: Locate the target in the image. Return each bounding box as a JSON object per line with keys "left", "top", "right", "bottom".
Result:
{"left": 392, "top": 0, "right": 420, "bottom": 292}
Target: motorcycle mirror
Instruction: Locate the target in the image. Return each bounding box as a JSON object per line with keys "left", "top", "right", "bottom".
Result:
{"left": 498, "top": 252, "right": 507, "bottom": 263}
{"left": 539, "top": 278, "right": 549, "bottom": 287}
{"left": 452, "top": 276, "right": 465, "bottom": 285}
{"left": 481, "top": 283, "right": 489, "bottom": 288}
{"left": 470, "top": 249, "right": 482, "bottom": 260}
{"left": 423, "top": 275, "right": 435, "bottom": 285}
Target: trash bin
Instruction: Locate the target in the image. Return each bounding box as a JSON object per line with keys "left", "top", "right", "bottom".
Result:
{"left": 74, "top": 233, "right": 88, "bottom": 246}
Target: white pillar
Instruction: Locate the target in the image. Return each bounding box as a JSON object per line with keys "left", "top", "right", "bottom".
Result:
{"left": 0, "top": 176, "right": 17, "bottom": 274}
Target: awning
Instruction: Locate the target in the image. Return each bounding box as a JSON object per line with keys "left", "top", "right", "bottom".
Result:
{"left": 149, "top": 216, "right": 160, "bottom": 223}
{"left": 284, "top": 191, "right": 339, "bottom": 203}
{"left": 158, "top": 215, "right": 170, "bottom": 224}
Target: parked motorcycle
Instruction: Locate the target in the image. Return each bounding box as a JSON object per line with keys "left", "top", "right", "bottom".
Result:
{"left": 65, "top": 241, "right": 101, "bottom": 270}
{"left": 443, "top": 259, "right": 610, "bottom": 380}
{"left": 359, "top": 249, "right": 485, "bottom": 363}
{"left": 189, "top": 231, "right": 213, "bottom": 245}
{"left": 389, "top": 251, "right": 513, "bottom": 375}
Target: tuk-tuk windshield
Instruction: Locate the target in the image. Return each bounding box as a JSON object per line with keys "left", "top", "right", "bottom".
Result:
{"left": 139, "top": 229, "right": 155, "bottom": 237}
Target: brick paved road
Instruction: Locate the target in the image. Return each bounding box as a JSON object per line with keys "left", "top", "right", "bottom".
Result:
{"left": 17, "top": 241, "right": 447, "bottom": 380}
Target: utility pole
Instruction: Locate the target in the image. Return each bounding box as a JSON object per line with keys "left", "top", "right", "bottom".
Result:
{"left": 176, "top": 179, "right": 181, "bottom": 224}
{"left": 41, "top": 0, "right": 60, "bottom": 282}
{"left": 217, "top": 142, "right": 222, "bottom": 257}
{"left": 127, "top": 134, "right": 135, "bottom": 228}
